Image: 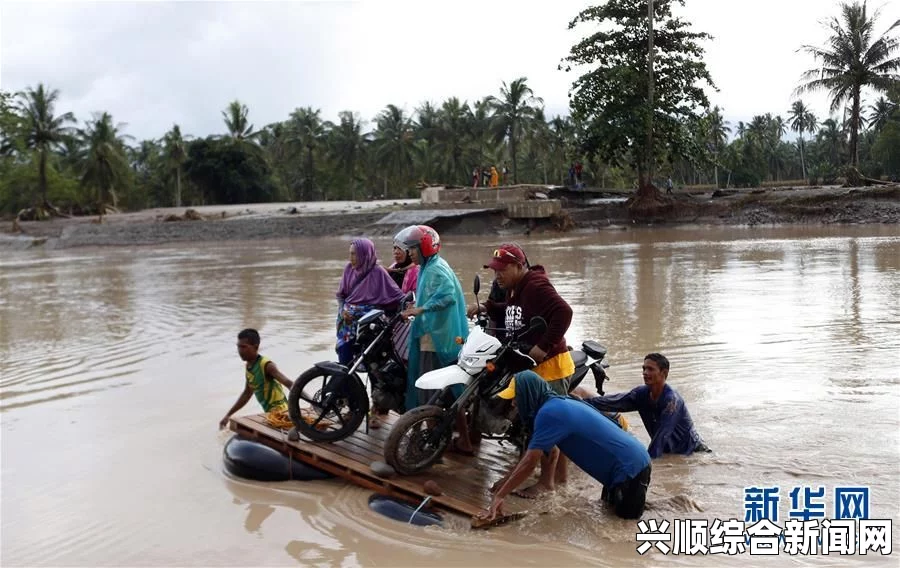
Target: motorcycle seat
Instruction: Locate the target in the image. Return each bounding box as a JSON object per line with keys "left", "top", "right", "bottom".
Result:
{"left": 570, "top": 349, "right": 587, "bottom": 368}
{"left": 581, "top": 340, "right": 607, "bottom": 361}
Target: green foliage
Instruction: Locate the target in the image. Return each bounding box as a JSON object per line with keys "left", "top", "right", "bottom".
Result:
{"left": 184, "top": 137, "right": 278, "bottom": 204}
{"left": 562, "top": 0, "right": 716, "bottom": 182}
{"left": 872, "top": 120, "right": 900, "bottom": 175}
{"left": 796, "top": 1, "right": 900, "bottom": 166}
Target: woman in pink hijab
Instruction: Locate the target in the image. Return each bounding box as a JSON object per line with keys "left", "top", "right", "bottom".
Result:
{"left": 335, "top": 238, "right": 404, "bottom": 365}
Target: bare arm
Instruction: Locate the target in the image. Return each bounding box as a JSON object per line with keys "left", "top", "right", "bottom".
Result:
{"left": 220, "top": 385, "right": 253, "bottom": 429}
{"left": 265, "top": 361, "right": 294, "bottom": 390}
{"left": 479, "top": 449, "right": 543, "bottom": 519}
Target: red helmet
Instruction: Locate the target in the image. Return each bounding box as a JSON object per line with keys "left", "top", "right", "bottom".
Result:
{"left": 394, "top": 225, "right": 441, "bottom": 258}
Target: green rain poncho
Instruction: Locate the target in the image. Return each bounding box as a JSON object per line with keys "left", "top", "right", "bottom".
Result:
{"left": 405, "top": 253, "right": 469, "bottom": 411}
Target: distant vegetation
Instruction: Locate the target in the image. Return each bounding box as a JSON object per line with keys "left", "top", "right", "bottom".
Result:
{"left": 0, "top": 0, "right": 897, "bottom": 218}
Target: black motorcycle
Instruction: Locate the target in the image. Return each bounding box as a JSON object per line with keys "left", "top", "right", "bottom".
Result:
{"left": 287, "top": 293, "right": 414, "bottom": 442}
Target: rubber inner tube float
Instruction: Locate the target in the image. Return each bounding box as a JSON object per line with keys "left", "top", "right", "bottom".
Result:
{"left": 223, "top": 436, "right": 333, "bottom": 482}
{"left": 367, "top": 494, "right": 444, "bottom": 527}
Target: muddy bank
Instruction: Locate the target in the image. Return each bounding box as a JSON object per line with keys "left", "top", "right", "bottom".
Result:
{"left": 3, "top": 185, "right": 898, "bottom": 250}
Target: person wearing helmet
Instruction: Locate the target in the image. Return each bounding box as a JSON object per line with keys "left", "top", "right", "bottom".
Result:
{"left": 394, "top": 225, "right": 469, "bottom": 412}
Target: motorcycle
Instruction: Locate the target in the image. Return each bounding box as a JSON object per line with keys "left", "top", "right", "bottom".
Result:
{"left": 383, "top": 275, "right": 614, "bottom": 475}
{"left": 287, "top": 292, "right": 415, "bottom": 442}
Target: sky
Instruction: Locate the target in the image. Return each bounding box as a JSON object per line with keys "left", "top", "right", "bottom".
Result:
{"left": 1, "top": 0, "right": 898, "bottom": 142}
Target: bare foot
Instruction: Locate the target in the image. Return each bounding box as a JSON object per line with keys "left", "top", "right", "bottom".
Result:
{"left": 512, "top": 483, "right": 553, "bottom": 499}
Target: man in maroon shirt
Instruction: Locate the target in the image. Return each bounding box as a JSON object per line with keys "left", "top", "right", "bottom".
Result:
{"left": 463, "top": 244, "right": 576, "bottom": 497}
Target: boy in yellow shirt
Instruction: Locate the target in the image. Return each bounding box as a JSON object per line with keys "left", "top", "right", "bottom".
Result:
{"left": 219, "top": 329, "right": 294, "bottom": 429}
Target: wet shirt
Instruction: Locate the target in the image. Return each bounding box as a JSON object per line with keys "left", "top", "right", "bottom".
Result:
{"left": 528, "top": 397, "right": 650, "bottom": 486}
{"left": 586, "top": 384, "right": 703, "bottom": 458}
{"left": 245, "top": 356, "right": 287, "bottom": 412}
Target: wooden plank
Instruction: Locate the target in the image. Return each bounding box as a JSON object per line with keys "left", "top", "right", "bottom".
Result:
{"left": 228, "top": 413, "right": 527, "bottom": 523}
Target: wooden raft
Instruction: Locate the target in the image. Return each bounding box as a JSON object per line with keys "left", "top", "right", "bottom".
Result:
{"left": 229, "top": 413, "right": 528, "bottom": 525}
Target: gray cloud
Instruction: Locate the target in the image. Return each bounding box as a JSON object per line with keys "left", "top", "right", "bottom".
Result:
{"left": 2, "top": 0, "right": 898, "bottom": 142}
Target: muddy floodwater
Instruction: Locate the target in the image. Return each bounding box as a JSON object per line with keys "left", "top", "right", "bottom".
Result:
{"left": 1, "top": 225, "right": 898, "bottom": 566}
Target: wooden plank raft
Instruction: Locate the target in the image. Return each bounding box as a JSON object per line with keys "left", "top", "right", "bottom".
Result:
{"left": 228, "top": 413, "right": 528, "bottom": 527}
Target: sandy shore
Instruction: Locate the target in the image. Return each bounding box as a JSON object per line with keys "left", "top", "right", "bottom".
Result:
{"left": 2, "top": 185, "right": 898, "bottom": 250}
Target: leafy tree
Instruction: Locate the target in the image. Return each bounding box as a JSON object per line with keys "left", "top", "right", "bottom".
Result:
{"left": 788, "top": 100, "right": 818, "bottom": 180}
{"left": 562, "top": 0, "right": 716, "bottom": 200}
{"left": 488, "top": 77, "right": 542, "bottom": 184}
{"left": 371, "top": 104, "right": 419, "bottom": 197}
{"left": 796, "top": 1, "right": 900, "bottom": 172}
{"left": 184, "top": 137, "right": 277, "bottom": 204}
{"left": 163, "top": 124, "right": 188, "bottom": 207}
{"left": 78, "top": 112, "right": 134, "bottom": 221}
{"left": 15, "top": 84, "right": 75, "bottom": 208}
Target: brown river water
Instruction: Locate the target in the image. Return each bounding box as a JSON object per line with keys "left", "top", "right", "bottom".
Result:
{"left": 1, "top": 225, "right": 898, "bottom": 566}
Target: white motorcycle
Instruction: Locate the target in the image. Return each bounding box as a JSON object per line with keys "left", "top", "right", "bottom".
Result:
{"left": 382, "top": 275, "right": 614, "bottom": 476}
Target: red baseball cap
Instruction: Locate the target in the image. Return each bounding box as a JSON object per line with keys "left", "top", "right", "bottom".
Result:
{"left": 485, "top": 244, "right": 527, "bottom": 270}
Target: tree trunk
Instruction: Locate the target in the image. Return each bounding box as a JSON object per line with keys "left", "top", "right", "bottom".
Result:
{"left": 175, "top": 168, "right": 182, "bottom": 208}
{"left": 645, "top": 0, "right": 655, "bottom": 187}
{"left": 38, "top": 149, "right": 48, "bottom": 206}
{"left": 510, "top": 128, "right": 518, "bottom": 185}
{"left": 799, "top": 135, "right": 806, "bottom": 182}
{"left": 850, "top": 90, "right": 860, "bottom": 167}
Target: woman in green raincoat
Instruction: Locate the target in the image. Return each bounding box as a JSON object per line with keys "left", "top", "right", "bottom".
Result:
{"left": 395, "top": 225, "right": 469, "bottom": 411}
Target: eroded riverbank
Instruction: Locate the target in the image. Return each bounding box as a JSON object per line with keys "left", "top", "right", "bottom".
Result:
{"left": 3, "top": 185, "right": 898, "bottom": 250}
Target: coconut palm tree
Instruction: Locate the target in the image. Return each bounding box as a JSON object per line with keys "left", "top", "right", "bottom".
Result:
{"left": 15, "top": 84, "right": 75, "bottom": 208}
{"left": 796, "top": 1, "right": 900, "bottom": 169}
{"left": 288, "top": 107, "right": 325, "bottom": 200}
{"left": 222, "top": 100, "right": 260, "bottom": 142}
{"left": 327, "top": 111, "right": 367, "bottom": 200}
{"left": 488, "top": 77, "right": 543, "bottom": 184}
{"left": 433, "top": 97, "right": 471, "bottom": 185}
{"left": 163, "top": 124, "right": 187, "bottom": 207}
{"left": 704, "top": 106, "right": 730, "bottom": 186}
{"left": 79, "top": 112, "right": 133, "bottom": 221}
{"left": 415, "top": 101, "right": 440, "bottom": 182}
{"left": 787, "top": 100, "right": 818, "bottom": 180}
{"left": 372, "top": 104, "right": 419, "bottom": 196}
{"left": 866, "top": 96, "right": 897, "bottom": 133}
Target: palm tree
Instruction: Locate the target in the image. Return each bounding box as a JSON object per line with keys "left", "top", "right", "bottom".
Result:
{"left": 79, "top": 112, "right": 133, "bottom": 222}
{"left": 488, "top": 77, "right": 543, "bottom": 184}
{"left": 288, "top": 107, "right": 325, "bottom": 200}
{"left": 548, "top": 115, "right": 575, "bottom": 185}
{"left": 15, "top": 84, "right": 75, "bottom": 208}
{"left": 372, "top": 104, "right": 419, "bottom": 196}
{"left": 415, "top": 101, "right": 440, "bottom": 182}
{"left": 327, "top": 111, "right": 367, "bottom": 200}
{"left": 866, "top": 96, "right": 897, "bottom": 132}
{"left": 163, "top": 124, "right": 187, "bottom": 207}
{"left": 787, "top": 100, "right": 818, "bottom": 180}
{"left": 704, "top": 106, "right": 730, "bottom": 186}
{"left": 466, "top": 97, "right": 496, "bottom": 169}
{"left": 222, "top": 100, "right": 259, "bottom": 142}
{"left": 433, "top": 97, "right": 470, "bottom": 185}
{"left": 796, "top": 1, "right": 900, "bottom": 169}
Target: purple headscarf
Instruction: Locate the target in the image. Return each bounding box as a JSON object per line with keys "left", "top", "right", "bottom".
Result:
{"left": 337, "top": 238, "right": 405, "bottom": 306}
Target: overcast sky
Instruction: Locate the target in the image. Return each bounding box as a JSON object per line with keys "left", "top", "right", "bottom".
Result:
{"left": 1, "top": 0, "right": 898, "bottom": 142}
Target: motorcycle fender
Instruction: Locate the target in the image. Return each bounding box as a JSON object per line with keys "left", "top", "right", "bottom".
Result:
{"left": 415, "top": 365, "right": 472, "bottom": 390}
{"left": 314, "top": 361, "right": 350, "bottom": 375}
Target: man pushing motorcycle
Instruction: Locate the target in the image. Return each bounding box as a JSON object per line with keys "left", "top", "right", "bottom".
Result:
{"left": 464, "top": 243, "right": 575, "bottom": 497}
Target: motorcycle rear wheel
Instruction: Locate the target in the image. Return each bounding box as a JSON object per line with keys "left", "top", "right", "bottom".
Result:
{"left": 383, "top": 405, "right": 452, "bottom": 475}
{"left": 288, "top": 367, "right": 369, "bottom": 442}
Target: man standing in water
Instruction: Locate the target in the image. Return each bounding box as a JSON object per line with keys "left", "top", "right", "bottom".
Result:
{"left": 583, "top": 353, "right": 710, "bottom": 458}
{"left": 479, "top": 372, "right": 652, "bottom": 521}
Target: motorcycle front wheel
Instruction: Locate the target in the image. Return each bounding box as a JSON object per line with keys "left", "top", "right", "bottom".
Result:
{"left": 288, "top": 367, "right": 369, "bottom": 442}
{"left": 383, "top": 405, "right": 452, "bottom": 475}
